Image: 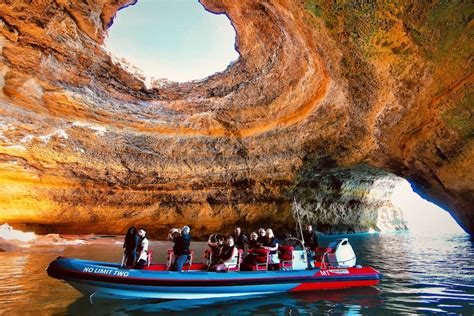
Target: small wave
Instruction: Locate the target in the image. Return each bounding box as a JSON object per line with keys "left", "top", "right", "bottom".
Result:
{"left": 0, "top": 223, "right": 37, "bottom": 242}
{"left": 0, "top": 224, "right": 99, "bottom": 251}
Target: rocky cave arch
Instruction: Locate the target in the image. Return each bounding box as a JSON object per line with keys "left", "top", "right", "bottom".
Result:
{"left": 0, "top": 0, "right": 472, "bottom": 237}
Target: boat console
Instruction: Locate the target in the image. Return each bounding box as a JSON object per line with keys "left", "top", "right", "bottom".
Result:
{"left": 325, "top": 238, "right": 357, "bottom": 268}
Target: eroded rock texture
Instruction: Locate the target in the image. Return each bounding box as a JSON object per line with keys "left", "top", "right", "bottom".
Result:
{"left": 293, "top": 165, "right": 407, "bottom": 233}
{"left": 0, "top": 0, "right": 472, "bottom": 237}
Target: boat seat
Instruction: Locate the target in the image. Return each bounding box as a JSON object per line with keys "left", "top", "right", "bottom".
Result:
{"left": 247, "top": 248, "right": 270, "bottom": 271}
{"left": 313, "top": 247, "right": 334, "bottom": 268}
{"left": 279, "top": 245, "right": 294, "bottom": 270}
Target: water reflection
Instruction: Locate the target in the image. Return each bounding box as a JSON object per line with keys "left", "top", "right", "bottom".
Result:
{"left": 63, "top": 287, "right": 383, "bottom": 315}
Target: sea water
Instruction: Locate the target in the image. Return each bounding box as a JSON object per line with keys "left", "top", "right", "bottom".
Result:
{"left": 0, "top": 232, "right": 473, "bottom": 315}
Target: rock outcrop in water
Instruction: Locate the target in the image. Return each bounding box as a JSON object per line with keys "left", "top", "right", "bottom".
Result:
{"left": 0, "top": 1, "right": 472, "bottom": 237}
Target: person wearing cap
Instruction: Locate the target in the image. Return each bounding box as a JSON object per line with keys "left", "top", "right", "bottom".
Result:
{"left": 171, "top": 225, "right": 192, "bottom": 272}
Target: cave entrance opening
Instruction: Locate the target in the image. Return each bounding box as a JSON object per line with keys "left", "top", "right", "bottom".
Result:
{"left": 391, "top": 179, "right": 465, "bottom": 234}
{"left": 294, "top": 166, "right": 466, "bottom": 235}
{"left": 104, "top": 0, "right": 239, "bottom": 85}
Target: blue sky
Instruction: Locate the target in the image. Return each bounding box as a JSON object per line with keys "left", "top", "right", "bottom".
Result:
{"left": 104, "top": 0, "right": 239, "bottom": 82}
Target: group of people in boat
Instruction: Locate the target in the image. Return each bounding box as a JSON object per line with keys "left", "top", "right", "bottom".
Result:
{"left": 122, "top": 224, "right": 319, "bottom": 271}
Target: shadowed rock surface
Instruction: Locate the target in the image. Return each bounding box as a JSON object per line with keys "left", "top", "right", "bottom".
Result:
{"left": 0, "top": 0, "right": 472, "bottom": 237}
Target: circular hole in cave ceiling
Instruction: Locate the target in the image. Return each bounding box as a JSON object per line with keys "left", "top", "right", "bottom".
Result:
{"left": 104, "top": 0, "right": 239, "bottom": 86}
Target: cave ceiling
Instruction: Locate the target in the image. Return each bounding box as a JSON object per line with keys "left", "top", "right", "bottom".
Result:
{"left": 0, "top": 0, "right": 472, "bottom": 236}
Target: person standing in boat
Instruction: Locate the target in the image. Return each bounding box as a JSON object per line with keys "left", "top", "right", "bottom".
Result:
{"left": 171, "top": 225, "right": 192, "bottom": 272}
{"left": 232, "top": 227, "right": 248, "bottom": 251}
{"left": 135, "top": 228, "right": 149, "bottom": 269}
{"left": 303, "top": 224, "right": 319, "bottom": 250}
{"left": 303, "top": 224, "right": 319, "bottom": 268}
{"left": 123, "top": 226, "right": 139, "bottom": 267}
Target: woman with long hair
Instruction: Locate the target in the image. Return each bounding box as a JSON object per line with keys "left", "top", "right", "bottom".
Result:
{"left": 123, "top": 226, "right": 138, "bottom": 267}
{"left": 261, "top": 228, "right": 280, "bottom": 269}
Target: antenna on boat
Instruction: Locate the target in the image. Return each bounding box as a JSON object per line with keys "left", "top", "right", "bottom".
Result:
{"left": 293, "top": 197, "right": 305, "bottom": 246}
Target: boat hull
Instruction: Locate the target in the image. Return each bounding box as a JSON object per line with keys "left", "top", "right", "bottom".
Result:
{"left": 47, "top": 257, "right": 382, "bottom": 299}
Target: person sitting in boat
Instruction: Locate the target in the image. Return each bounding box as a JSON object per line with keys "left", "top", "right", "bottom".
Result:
{"left": 248, "top": 231, "right": 259, "bottom": 250}
{"left": 123, "top": 226, "right": 139, "bottom": 267}
{"left": 303, "top": 224, "right": 319, "bottom": 250}
{"left": 135, "top": 228, "right": 149, "bottom": 269}
{"left": 232, "top": 227, "right": 248, "bottom": 251}
{"left": 170, "top": 225, "right": 192, "bottom": 272}
{"left": 207, "top": 233, "right": 224, "bottom": 266}
{"left": 209, "top": 236, "right": 239, "bottom": 272}
{"left": 261, "top": 228, "right": 280, "bottom": 269}
{"left": 257, "top": 228, "right": 266, "bottom": 245}
{"left": 240, "top": 232, "right": 262, "bottom": 270}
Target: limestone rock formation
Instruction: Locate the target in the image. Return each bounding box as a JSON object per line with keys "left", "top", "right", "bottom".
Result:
{"left": 0, "top": 0, "right": 472, "bottom": 237}
{"left": 293, "top": 165, "right": 408, "bottom": 233}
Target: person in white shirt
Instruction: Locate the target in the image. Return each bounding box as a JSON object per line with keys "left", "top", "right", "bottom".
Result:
{"left": 135, "top": 228, "right": 149, "bottom": 269}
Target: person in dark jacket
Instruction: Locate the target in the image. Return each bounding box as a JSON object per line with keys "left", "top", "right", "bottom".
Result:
{"left": 247, "top": 232, "right": 259, "bottom": 250}
{"left": 209, "top": 236, "right": 239, "bottom": 272}
{"left": 232, "top": 227, "right": 248, "bottom": 251}
{"left": 123, "top": 226, "right": 138, "bottom": 267}
{"left": 303, "top": 224, "right": 319, "bottom": 250}
{"left": 257, "top": 228, "right": 266, "bottom": 245}
{"left": 171, "top": 226, "right": 192, "bottom": 272}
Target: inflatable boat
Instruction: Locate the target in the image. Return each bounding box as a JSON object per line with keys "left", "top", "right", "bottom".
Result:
{"left": 47, "top": 238, "right": 382, "bottom": 299}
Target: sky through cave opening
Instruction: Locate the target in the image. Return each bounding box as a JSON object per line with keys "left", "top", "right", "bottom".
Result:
{"left": 391, "top": 179, "right": 465, "bottom": 235}
{"left": 104, "top": 0, "right": 239, "bottom": 85}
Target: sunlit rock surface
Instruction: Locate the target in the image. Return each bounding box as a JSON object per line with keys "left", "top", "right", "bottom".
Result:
{"left": 293, "top": 165, "right": 407, "bottom": 233}
{"left": 0, "top": 1, "right": 472, "bottom": 237}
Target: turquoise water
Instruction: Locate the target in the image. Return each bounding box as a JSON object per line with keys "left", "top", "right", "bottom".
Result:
{"left": 1, "top": 232, "right": 473, "bottom": 315}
